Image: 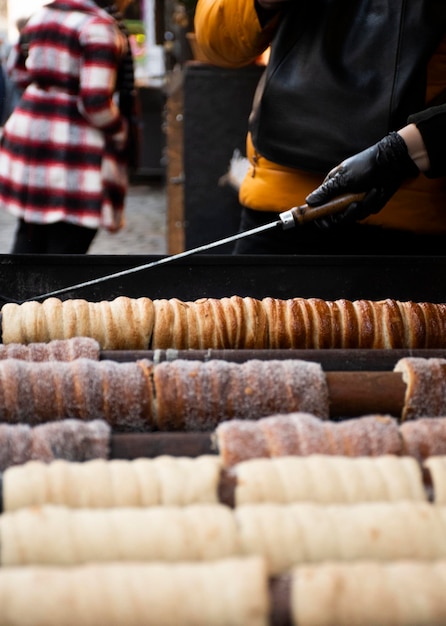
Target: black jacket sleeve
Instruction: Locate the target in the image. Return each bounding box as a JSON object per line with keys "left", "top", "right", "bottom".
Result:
{"left": 408, "top": 103, "right": 446, "bottom": 178}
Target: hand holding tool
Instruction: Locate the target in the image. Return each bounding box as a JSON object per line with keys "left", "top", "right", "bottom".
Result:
{"left": 306, "top": 132, "right": 419, "bottom": 227}
{"left": 279, "top": 192, "right": 365, "bottom": 229}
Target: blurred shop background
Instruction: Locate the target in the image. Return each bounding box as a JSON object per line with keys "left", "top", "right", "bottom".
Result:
{"left": 0, "top": 0, "right": 267, "bottom": 255}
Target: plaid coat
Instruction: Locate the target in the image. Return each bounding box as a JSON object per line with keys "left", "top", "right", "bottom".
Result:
{"left": 0, "top": 0, "right": 129, "bottom": 231}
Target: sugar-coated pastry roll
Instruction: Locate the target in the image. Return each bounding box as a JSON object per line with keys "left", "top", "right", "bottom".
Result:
{"left": 215, "top": 413, "right": 403, "bottom": 467}
{"left": 394, "top": 357, "right": 446, "bottom": 420}
{"left": 154, "top": 360, "right": 329, "bottom": 431}
{"left": 0, "top": 337, "right": 100, "bottom": 361}
{"left": 0, "top": 358, "right": 154, "bottom": 431}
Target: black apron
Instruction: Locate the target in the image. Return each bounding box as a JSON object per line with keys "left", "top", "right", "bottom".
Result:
{"left": 249, "top": 0, "right": 446, "bottom": 173}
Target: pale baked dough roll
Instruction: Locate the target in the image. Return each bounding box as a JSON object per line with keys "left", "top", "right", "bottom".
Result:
{"left": 3, "top": 455, "right": 222, "bottom": 511}
{"left": 394, "top": 357, "right": 446, "bottom": 420}
{"left": 154, "top": 359, "right": 329, "bottom": 431}
{"left": 233, "top": 455, "right": 426, "bottom": 506}
{"left": 291, "top": 560, "right": 446, "bottom": 626}
{"left": 215, "top": 413, "right": 402, "bottom": 467}
{"left": 0, "top": 504, "right": 239, "bottom": 566}
{"left": 1, "top": 296, "right": 155, "bottom": 349}
{"left": 0, "top": 358, "right": 154, "bottom": 431}
{"left": 0, "top": 558, "right": 269, "bottom": 626}
{"left": 235, "top": 501, "right": 446, "bottom": 575}
{"left": 424, "top": 456, "right": 446, "bottom": 504}
{"left": 0, "top": 337, "right": 100, "bottom": 361}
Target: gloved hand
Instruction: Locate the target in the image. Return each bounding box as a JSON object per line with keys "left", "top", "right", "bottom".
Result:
{"left": 305, "top": 131, "right": 420, "bottom": 228}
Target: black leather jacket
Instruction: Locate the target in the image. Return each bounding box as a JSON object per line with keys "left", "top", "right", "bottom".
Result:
{"left": 249, "top": 0, "right": 446, "bottom": 174}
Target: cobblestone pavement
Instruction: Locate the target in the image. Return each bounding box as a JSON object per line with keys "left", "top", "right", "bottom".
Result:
{"left": 0, "top": 181, "right": 167, "bottom": 255}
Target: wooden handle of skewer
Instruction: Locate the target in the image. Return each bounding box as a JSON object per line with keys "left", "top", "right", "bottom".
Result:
{"left": 291, "top": 192, "right": 366, "bottom": 225}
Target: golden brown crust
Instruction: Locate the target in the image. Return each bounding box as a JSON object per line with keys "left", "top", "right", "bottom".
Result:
{"left": 397, "top": 301, "right": 424, "bottom": 349}
{"left": 189, "top": 299, "right": 217, "bottom": 349}
{"left": 420, "top": 302, "right": 446, "bottom": 349}
{"left": 151, "top": 298, "right": 175, "bottom": 349}
{"left": 380, "top": 298, "right": 405, "bottom": 348}
{"left": 335, "top": 298, "right": 364, "bottom": 348}
{"left": 4, "top": 297, "right": 446, "bottom": 350}
{"left": 306, "top": 298, "right": 333, "bottom": 349}
{"left": 2, "top": 297, "right": 154, "bottom": 349}
{"left": 241, "top": 296, "right": 268, "bottom": 349}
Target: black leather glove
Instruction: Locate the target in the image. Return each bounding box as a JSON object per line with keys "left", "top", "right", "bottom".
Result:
{"left": 305, "top": 132, "right": 420, "bottom": 228}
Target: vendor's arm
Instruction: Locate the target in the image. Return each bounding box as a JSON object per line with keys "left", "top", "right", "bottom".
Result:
{"left": 305, "top": 103, "right": 446, "bottom": 226}
{"left": 194, "top": 0, "right": 285, "bottom": 68}
{"left": 408, "top": 103, "right": 446, "bottom": 177}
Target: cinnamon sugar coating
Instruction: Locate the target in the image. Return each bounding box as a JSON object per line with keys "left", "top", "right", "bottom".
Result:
{"left": 0, "top": 419, "right": 110, "bottom": 471}
{"left": 0, "top": 337, "right": 100, "bottom": 361}
{"left": 400, "top": 417, "right": 446, "bottom": 462}
{"left": 153, "top": 359, "right": 329, "bottom": 431}
{"left": 216, "top": 413, "right": 403, "bottom": 467}
{"left": 395, "top": 357, "right": 446, "bottom": 420}
{"left": 0, "top": 358, "right": 154, "bottom": 431}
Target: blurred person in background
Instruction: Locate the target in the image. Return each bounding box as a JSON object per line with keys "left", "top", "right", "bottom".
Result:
{"left": 0, "top": 17, "right": 31, "bottom": 125}
{"left": 194, "top": 0, "right": 446, "bottom": 255}
{"left": 0, "top": 0, "right": 135, "bottom": 254}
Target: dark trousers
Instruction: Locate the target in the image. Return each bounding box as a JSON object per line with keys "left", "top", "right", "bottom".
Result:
{"left": 233, "top": 207, "right": 446, "bottom": 255}
{"left": 11, "top": 219, "right": 98, "bottom": 254}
